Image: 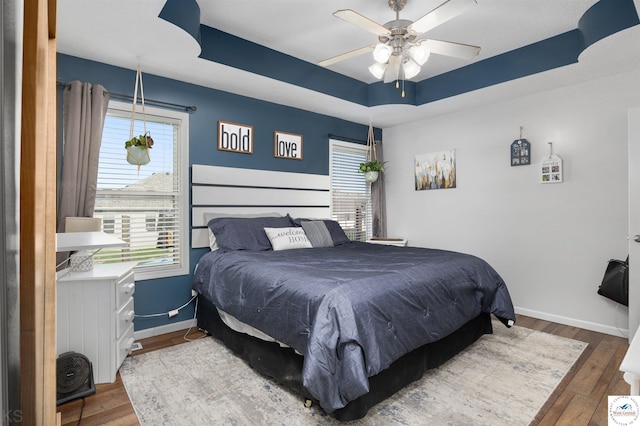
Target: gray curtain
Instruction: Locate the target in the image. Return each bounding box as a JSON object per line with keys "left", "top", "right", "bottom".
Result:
{"left": 371, "top": 140, "right": 387, "bottom": 238}
{"left": 57, "top": 81, "right": 110, "bottom": 232}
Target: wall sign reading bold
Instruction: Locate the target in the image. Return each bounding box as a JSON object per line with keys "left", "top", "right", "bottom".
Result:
{"left": 218, "top": 120, "right": 253, "bottom": 154}
{"left": 274, "top": 131, "right": 303, "bottom": 160}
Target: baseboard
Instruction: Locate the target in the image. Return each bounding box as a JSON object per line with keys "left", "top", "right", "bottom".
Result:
{"left": 133, "top": 309, "right": 628, "bottom": 340}
{"left": 515, "top": 306, "right": 629, "bottom": 339}
{"left": 134, "top": 318, "right": 198, "bottom": 340}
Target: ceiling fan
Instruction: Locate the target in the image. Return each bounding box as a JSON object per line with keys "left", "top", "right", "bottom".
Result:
{"left": 319, "top": 0, "right": 481, "bottom": 91}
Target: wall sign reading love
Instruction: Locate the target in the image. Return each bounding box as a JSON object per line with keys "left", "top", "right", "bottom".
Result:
{"left": 274, "top": 131, "right": 303, "bottom": 160}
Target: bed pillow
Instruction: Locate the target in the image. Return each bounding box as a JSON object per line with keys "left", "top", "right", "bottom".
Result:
{"left": 204, "top": 212, "right": 282, "bottom": 250}
{"left": 264, "top": 227, "right": 312, "bottom": 251}
{"left": 208, "top": 215, "right": 294, "bottom": 251}
{"left": 292, "top": 218, "right": 350, "bottom": 246}
{"left": 300, "top": 221, "right": 333, "bottom": 248}
{"left": 323, "top": 220, "right": 350, "bottom": 246}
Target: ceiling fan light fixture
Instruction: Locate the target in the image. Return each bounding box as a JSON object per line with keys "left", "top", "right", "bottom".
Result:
{"left": 402, "top": 58, "right": 421, "bottom": 79}
{"left": 409, "top": 44, "right": 431, "bottom": 65}
{"left": 369, "top": 62, "right": 387, "bottom": 79}
{"left": 372, "top": 43, "right": 392, "bottom": 64}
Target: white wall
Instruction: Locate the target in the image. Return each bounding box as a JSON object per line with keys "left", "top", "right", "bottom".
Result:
{"left": 383, "top": 70, "right": 640, "bottom": 337}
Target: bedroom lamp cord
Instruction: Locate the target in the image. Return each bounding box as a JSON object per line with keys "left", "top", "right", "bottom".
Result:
{"left": 133, "top": 294, "right": 208, "bottom": 341}
{"left": 134, "top": 294, "right": 197, "bottom": 319}
{"left": 77, "top": 397, "right": 86, "bottom": 426}
{"left": 182, "top": 296, "right": 208, "bottom": 342}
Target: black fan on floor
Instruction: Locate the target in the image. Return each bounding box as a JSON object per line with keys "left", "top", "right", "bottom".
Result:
{"left": 56, "top": 351, "right": 96, "bottom": 405}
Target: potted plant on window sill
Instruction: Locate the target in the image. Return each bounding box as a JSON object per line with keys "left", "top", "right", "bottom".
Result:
{"left": 125, "top": 132, "right": 153, "bottom": 167}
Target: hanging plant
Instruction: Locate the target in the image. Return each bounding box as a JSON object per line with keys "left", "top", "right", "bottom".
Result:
{"left": 358, "top": 159, "right": 385, "bottom": 173}
{"left": 125, "top": 63, "right": 152, "bottom": 169}
{"left": 125, "top": 132, "right": 153, "bottom": 167}
{"left": 358, "top": 119, "right": 385, "bottom": 183}
{"left": 125, "top": 132, "right": 154, "bottom": 150}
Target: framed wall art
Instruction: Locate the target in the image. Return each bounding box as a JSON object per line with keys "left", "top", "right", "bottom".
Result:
{"left": 218, "top": 120, "right": 253, "bottom": 154}
{"left": 274, "top": 131, "right": 303, "bottom": 160}
{"left": 415, "top": 149, "right": 456, "bottom": 191}
{"left": 511, "top": 138, "right": 530, "bottom": 166}
{"left": 511, "top": 127, "right": 530, "bottom": 166}
{"left": 539, "top": 142, "right": 563, "bottom": 183}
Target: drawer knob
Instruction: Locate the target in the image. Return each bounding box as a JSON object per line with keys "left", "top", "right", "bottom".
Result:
{"left": 125, "top": 311, "right": 134, "bottom": 322}
{"left": 124, "top": 283, "right": 135, "bottom": 294}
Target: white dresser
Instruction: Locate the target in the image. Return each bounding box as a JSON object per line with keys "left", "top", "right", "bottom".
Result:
{"left": 57, "top": 262, "right": 137, "bottom": 384}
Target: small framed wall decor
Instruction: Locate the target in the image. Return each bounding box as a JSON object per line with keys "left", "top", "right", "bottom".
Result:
{"left": 511, "top": 139, "right": 530, "bottom": 166}
{"left": 539, "top": 142, "right": 563, "bottom": 183}
{"left": 510, "top": 127, "right": 530, "bottom": 166}
{"left": 218, "top": 120, "right": 253, "bottom": 154}
{"left": 274, "top": 131, "right": 303, "bottom": 160}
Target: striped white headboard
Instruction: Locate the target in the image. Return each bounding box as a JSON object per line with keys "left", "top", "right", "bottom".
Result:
{"left": 191, "top": 164, "right": 331, "bottom": 248}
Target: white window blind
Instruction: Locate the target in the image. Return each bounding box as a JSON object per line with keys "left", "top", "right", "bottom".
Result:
{"left": 93, "top": 101, "right": 189, "bottom": 280}
{"left": 330, "top": 139, "right": 372, "bottom": 242}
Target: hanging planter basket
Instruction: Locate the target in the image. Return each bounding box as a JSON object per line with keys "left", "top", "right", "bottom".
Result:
{"left": 125, "top": 64, "right": 152, "bottom": 170}
{"left": 126, "top": 138, "right": 152, "bottom": 166}
{"left": 358, "top": 119, "right": 385, "bottom": 183}
{"left": 364, "top": 171, "right": 379, "bottom": 183}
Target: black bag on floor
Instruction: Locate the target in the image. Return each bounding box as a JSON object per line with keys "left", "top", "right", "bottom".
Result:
{"left": 597, "top": 257, "right": 629, "bottom": 306}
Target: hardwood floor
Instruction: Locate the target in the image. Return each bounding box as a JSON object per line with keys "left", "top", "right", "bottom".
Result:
{"left": 57, "top": 315, "right": 630, "bottom": 425}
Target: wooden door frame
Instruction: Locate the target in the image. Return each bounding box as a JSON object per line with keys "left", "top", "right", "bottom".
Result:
{"left": 629, "top": 107, "right": 640, "bottom": 342}
{"left": 20, "top": 0, "right": 57, "bottom": 423}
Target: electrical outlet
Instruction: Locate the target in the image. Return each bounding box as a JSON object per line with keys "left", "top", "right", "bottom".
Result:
{"left": 191, "top": 289, "right": 197, "bottom": 297}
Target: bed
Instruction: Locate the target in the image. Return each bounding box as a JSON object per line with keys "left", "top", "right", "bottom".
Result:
{"left": 190, "top": 165, "right": 516, "bottom": 421}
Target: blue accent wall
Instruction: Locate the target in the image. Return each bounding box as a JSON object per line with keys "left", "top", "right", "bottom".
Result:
{"left": 57, "top": 53, "right": 380, "bottom": 331}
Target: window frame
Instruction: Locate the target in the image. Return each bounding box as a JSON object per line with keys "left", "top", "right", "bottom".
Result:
{"left": 329, "top": 139, "right": 373, "bottom": 242}
{"left": 95, "top": 100, "right": 190, "bottom": 280}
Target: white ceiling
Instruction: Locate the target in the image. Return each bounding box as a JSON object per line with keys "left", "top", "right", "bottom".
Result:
{"left": 57, "top": 0, "right": 640, "bottom": 128}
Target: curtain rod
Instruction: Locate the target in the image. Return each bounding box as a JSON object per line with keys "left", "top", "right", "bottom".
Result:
{"left": 328, "top": 133, "right": 367, "bottom": 144}
{"left": 56, "top": 81, "right": 197, "bottom": 112}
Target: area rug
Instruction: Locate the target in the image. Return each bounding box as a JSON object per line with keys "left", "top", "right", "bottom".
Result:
{"left": 120, "top": 322, "right": 586, "bottom": 425}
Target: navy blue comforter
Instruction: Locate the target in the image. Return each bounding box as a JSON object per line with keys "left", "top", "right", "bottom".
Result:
{"left": 192, "top": 241, "right": 515, "bottom": 412}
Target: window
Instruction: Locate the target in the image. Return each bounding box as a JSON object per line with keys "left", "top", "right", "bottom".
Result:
{"left": 329, "top": 139, "right": 372, "bottom": 241}
{"left": 93, "top": 101, "right": 189, "bottom": 280}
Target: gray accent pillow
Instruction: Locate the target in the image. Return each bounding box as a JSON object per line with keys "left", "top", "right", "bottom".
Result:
{"left": 292, "top": 218, "right": 350, "bottom": 246}
{"left": 323, "top": 220, "right": 350, "bottom": 245}
{"left": 301, "top": 221, "right": 333, "bottom": 248}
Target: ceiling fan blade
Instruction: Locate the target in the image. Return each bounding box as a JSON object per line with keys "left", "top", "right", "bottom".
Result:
{"left": 319, "top": 44, "right": 376, "bottom": 67}
{"left": 408, "top": 0, "right": 477, "bottom": 35}
{"left": 333, "top": 9, "right": 391, "bottom": 36}
{"left": 424, "top": 39, "right": 480, "bottom": 59}
{"left": 383, "top": 56, "right": 401, "bottom": 83}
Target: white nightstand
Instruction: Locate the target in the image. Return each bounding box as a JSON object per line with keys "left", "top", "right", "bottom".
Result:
{"left": 56, "top": 262, "right": 137, "bottom": 384}
{"left": 366, "top": 238, "right": 408, "bottom": 247}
